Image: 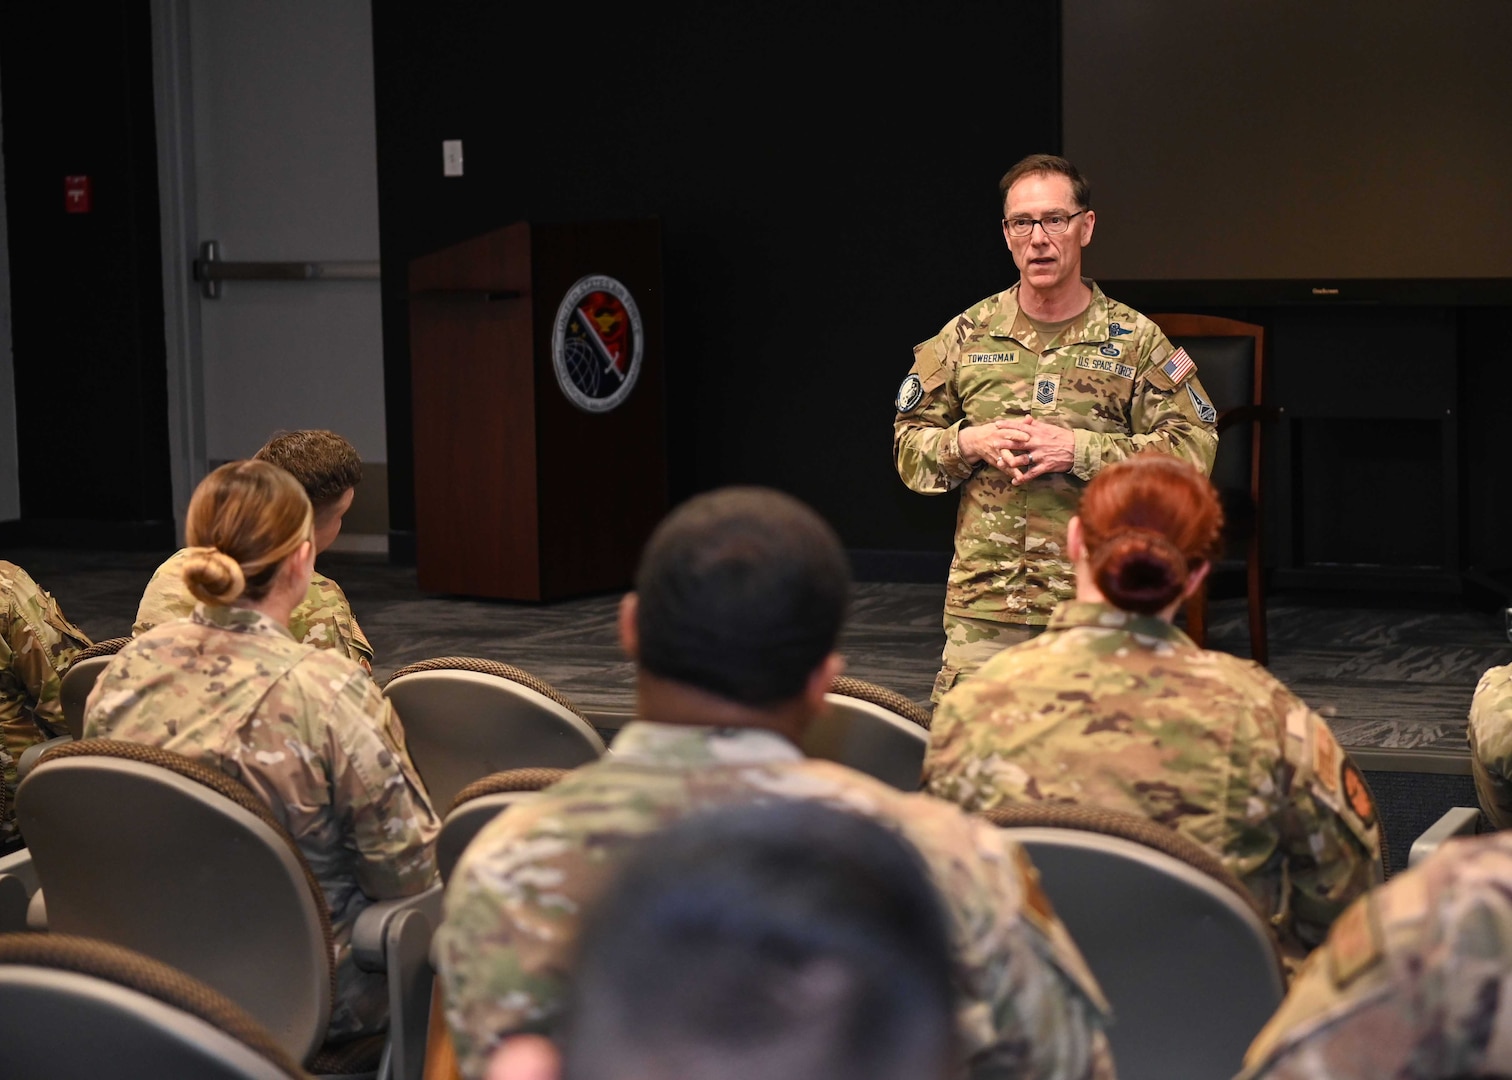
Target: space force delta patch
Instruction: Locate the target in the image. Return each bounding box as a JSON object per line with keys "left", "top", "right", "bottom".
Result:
{"left": 1187, "top": 384, "right": 1218, "bottom": 424}
{"left": 896, "top": 373, "right": 925, "bottom": 413}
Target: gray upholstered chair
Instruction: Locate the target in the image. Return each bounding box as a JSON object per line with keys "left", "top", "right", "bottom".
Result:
{"left": 59, "top": 636, "right": 132, "bottom": 739}
{"left": 982, "top": 804, "right": 1284, "bottom": 1080}
{"left": 16, "top": 739, "right": 440, "bottom": 1080}
{"left": 800, "top": 676, "right": 931, "bottom": 791}
{"left": 381, "top": 658, "right": 605, "bottom": 812}
{"left": 0, "top": 932, "right": 312, "bottom": 1079}
{"left": 436, "top": 767, "right": 571, "bottom": 883}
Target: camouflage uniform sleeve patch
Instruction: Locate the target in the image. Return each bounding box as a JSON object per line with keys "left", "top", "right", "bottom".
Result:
{"left": 1326, "top": 893, "right": 1384, "bottom": 989}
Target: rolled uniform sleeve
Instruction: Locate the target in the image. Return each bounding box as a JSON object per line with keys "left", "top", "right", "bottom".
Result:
{"left": 1070, "top": 331, "right": 1218, "bottom": 481}
{"left": 894, "top": 335, "right": 976, "bottom": 493}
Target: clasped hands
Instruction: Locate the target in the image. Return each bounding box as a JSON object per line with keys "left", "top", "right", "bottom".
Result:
{"left": 958, "top": 417, "right": 1074, "bottom": 485}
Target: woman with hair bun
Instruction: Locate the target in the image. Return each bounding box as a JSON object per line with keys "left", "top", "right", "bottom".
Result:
{"left": 924, "top": 453, "right": 1383, "bottom": 961}
{"left": 83, "top": 460, "right": 440, "bottom": 1040}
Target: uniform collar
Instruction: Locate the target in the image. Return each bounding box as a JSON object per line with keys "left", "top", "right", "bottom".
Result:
{"left": 608, "top": 721, "right": 804, "bottom": 768}
{"left": 1046, "top": 599, "right": 1193, "bottom": 646}
{"left": 190, "top": 602, "right": 298, "bottom": 641}
{"left": 993, "top": 279, "right": 1111, "bottom": 351}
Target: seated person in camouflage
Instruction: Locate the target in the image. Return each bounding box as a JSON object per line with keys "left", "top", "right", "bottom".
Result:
{"left": 925, "top": 454, "right": 1383, "bottom": 963}
{"left": 135, "top": 429, "right": 374, "bottom": 670}
{"left": 438, "top": 487, "right": 1114, "bottom": 1080}
{"left": 1467, "top": 663, "right": 1512, "bottom": 829}
{"left": 0, "top": 560, "right": 91, "bottom": 848}
{"left": 489, "top": 802, "right": 961, "bottom": 1080}
{"left": 1240, "top": 831, "right": 1512, "bottom": 1078}
{"left": 85, "top": 459, "right": 440, "bottom": 1040}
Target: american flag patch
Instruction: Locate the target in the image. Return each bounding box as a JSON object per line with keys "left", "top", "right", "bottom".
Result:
{"left": 1162, "top": 347, "right": 1195, "bottom": 384}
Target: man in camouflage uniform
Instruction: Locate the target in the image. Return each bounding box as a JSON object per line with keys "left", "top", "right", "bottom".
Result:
{"left": 85, "top": 602, "right": 439, "bottom": 1038}
{"left": 1240, "top": 832, "right": 1512, "bottom": 1078}
{"left": 1466, "top": 662, "right": 1512, "bottom": 829}
{"left": 0, "top": 561, "right": 91, "bottom": 847}
{"left": 924, "top": 599, "right": 1383, "bottom": 962}
{"left": 438, "top": 488, "right": 1115, "bottom": 1080}
{"left": 894, "top": 155, "right": 1218, "bottom": 700}
{"left": 134, "top": 429, "right": 374, "bottom": 670}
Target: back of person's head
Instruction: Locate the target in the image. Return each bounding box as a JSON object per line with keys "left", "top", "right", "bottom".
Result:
{"left": 557, "top": 801, "right": 959, "bottom": 1080}
{"left": 999, "top": 153, "right": 1092, "bottom": 211}
{"left": 633, "top": 487, "right": 850, "bottom": 706}
{"left": 1077, "top": 453, "right": 1223, "bottom": 615}
{"left": 182, "top": 460, "right": 312, "bottom": 606}
{"left": 253, "top": 429, "right": 362, "bottom": 510}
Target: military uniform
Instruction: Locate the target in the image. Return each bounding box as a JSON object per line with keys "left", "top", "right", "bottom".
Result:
{"left": 438, "top": 722, "right": 1115, "bottom": 1080}
{"left": 893, "top": 282, "right": 1218, "bottom": 697}
{"left": 0, "top": 560, "right": 91, "bottom": 846}
{"left": 134, "top": 547, "right": 375, "bottom": 671}
{"left": 925, "top": 600, "right": 1383, "bottom": 960}
{"left": 83, "top": 604, "right": 439, "bottom": 1038}
{"left": 1241, "top": 832, "right": 1512, "bottom": 1078}
{"left": 1467, "top": 662, "right": 1512, "bottom": 829}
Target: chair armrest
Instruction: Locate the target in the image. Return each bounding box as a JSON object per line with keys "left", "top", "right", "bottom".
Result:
{"left": 0, "top": 847, "right": 39, "bottom": 932}
{"left": 353, "top": 883, "right": 443, "bottom": 1080}
{"left": 17, "top": 735, "right": 73, "bottom": 781}
{"left": 352, "top": 883, "right": 443, "bottom": 973}
{"left": 1409, "top": 806, "right": 1482, "bottom": 868}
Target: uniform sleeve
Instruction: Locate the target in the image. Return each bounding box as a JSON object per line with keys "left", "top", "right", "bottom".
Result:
{"left": 894, "top": 332, "right": 976, "bottom": 494}
{"left": 3, "top": 582, "right": 91, "bottom": 740}
{"left": 1468, "top": 665, "right": 1512, "bottom": 829}
{"left": 911, "top": 809, "right": 1115, "bottom": 1080}
{"left": 1070, "top": 329, "right": 1218, "bottom": 481}
{"left": 326, "top": 672, "right": 441, "bottom": 898}
{"left": 1262, "top": 698, "right": 1384, "bottom": 953}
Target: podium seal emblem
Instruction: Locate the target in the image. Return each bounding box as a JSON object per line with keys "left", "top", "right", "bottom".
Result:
{"left": 551, "top": 274, "right": 644, "bottom": 413}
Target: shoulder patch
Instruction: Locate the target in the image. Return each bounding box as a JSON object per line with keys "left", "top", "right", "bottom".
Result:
{"left": 896, "top": 373, "right": 925, "bottom": 413}
{"left": 1161, "top": 347, "right": 1196, "bottom": 385}
{"left": 1187, "top": 384, "right": 1218, "bottom": 424}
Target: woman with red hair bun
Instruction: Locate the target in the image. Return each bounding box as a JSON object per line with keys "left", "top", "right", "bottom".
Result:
{"left": 924, "top": 452, "right": 1383, "bottom": 962}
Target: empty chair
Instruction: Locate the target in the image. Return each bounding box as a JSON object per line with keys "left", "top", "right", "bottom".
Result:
{"left": 17, "top": 739, "right": 439, "bottom": 1080}
{"left": 59, "top": 636, "right": 131, "bottom": 739}
{"left": 436, "top": 767, "right": 570, "bottom": 883}
{"left": 983, "top": 803, "right": 1284, "bottom": 1080}
{"left": 0, "top": 932, "right": 311, "bottom": 1079}
{"left": 800, "top": 676, "right": 930, "bottom": 791}
{"left": 381, "top": 658, "right": 605, "bottom": 812}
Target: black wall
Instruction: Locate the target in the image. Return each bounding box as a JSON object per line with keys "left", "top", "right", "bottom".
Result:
{"left": 370, "top": 1, "right": 1060, "bottom": 570}
{"left": 0, "top": 0, "right": 172, "bottom": 545}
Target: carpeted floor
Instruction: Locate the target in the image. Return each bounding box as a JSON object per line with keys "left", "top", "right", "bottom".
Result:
{"left": 12, "top": 547, "right": 1509, "bottom": 752}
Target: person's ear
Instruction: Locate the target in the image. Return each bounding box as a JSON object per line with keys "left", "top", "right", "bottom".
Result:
{"left": 485, "top": 1035, "right": 560, "bottom": 1080}
{"left": 803, "top": 652, "right": 846, "bottom": 710}
{"left": 1067, "top": 516, "right": 1086, "bottom": 562}
{"left": 618, "top": 593, "right": 640, "bottom": 660}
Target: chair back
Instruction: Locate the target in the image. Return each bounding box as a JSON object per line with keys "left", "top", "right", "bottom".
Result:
{"left": 382, "top": 658, "right": 605, "bottom": 811}
{"left": 16, "top": 740, "right": 333, "bottom": 1063}
{"left": 985, "top": 806, "right": 1283, "bottom": 1080}
{"left": 1146, "top": 313, "right": 1264, "bottom": 510}
{"left": 0, "top": 933, "right": 310, "bottom": 1079}
{"left": 800, "top": 677, "right": 931, "bottom": 791}
{"left": 437, "top": 767, "right": 569, "bottom": 883}
{"left": 60, "top": 636, "right": 131, "bottom": 739}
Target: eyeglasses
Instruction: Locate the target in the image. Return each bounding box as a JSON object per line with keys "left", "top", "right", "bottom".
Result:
{"left": 1003, "top": 210, "right": 1086, "bottom": 237}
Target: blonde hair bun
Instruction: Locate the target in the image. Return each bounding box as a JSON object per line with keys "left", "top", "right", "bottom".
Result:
{"left": 182, "top": 546, "right": 247, "bottom": 606}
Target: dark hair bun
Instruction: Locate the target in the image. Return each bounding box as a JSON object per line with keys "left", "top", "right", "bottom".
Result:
{"left": 182, "top": 547, "right": 247, "bottom": 606}
{"left": 1092, "top": 530, "right": 1187, "bottom": 615}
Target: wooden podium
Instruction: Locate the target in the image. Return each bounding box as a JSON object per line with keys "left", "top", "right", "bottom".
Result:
{"left": 408, "top": 220, "right": 666, "bottom": 600}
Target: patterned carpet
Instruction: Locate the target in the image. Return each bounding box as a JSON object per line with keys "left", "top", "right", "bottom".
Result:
{"left": 12, "top": 547, "right": 1509, "bottom": 752}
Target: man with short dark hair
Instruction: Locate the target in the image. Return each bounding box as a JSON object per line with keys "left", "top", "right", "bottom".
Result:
{"left": 437, "top": 486, "right": 1113, "bottom": 1080}
{"left": 894, "top": 154, "right": 1218, "bottom": 701}
{"left": 489, "top": 801, "right": 961, "bottom": 1080}
{"left": 133, "top": 429, "right": 374, "bottom": 669}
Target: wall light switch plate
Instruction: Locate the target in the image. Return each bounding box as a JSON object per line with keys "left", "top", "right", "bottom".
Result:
{"left": 443, "top": 140, "right": 464, "bottom": 177}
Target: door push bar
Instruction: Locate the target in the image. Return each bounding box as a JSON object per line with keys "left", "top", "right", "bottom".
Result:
{"left": 194, "top": 240, "right": 381, "bottom": 299}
